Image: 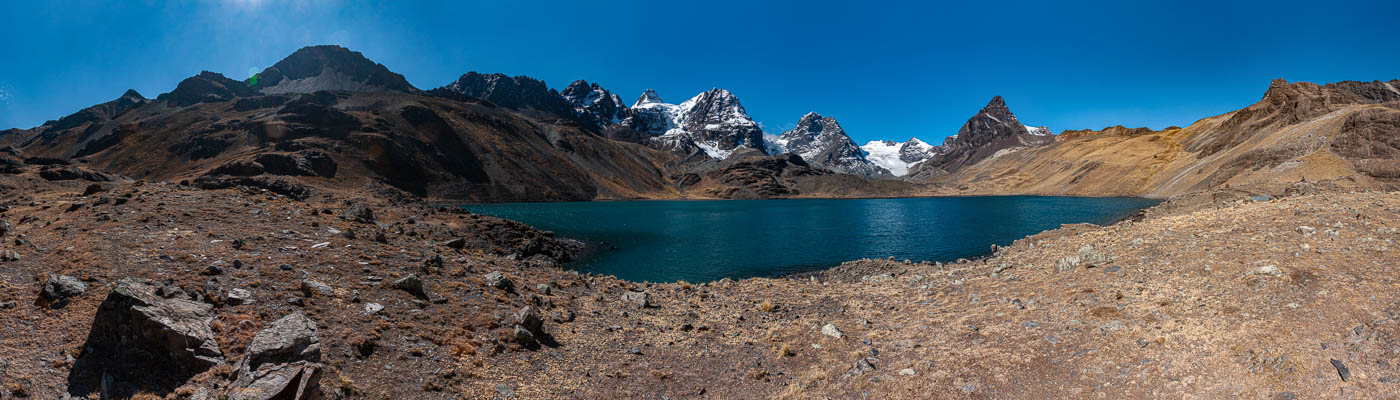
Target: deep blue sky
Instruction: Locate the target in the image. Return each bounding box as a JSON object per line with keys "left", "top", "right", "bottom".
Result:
{"left": 2, "top": 1, "right": 1398, "bottom": 144}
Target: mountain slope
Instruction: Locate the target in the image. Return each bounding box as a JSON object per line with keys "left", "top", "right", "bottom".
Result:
{"left": 14, "top": 48, "right": 684, "bottom": 202}
{"left": 916, "top": 96, "right": 1054, "bottom": 175}
{"left": 933, "top": 79, "right": 1400, "bottom": 197}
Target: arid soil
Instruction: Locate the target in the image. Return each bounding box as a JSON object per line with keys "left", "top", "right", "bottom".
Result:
{"left": 1, "top": 166, "right": 1398, "bottom": 399}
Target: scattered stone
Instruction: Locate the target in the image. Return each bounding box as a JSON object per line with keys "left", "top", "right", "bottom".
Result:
{"left": 1056, "top": 255, "right": 1081, "bottom": 272}
{"left": 621, "top": 291, "right": 651, "bottom": 308}
{"left": 495, "top": 384, "right": 516, "bottom": 398}
{"left": 484, "top": 271, "right": 514, "bottom": 292}
{"left": 232, "top": 312, "right": 323, "bottom": 400}
{"left": 41, "top": 275, "right": 87, "bottom": 300}
{"left": 860, "top": 273, "right": 894, "bottom": 283}
{"left": 226, "top": 288, "right": 253, "bottom": 305}
{"left": 1330, "top": 359, "right": 1350, "bottom": 382}
{"left": 551, "top": 310, "right": 575, "bottom": 323}
{"left": 1250, "top": 265, "right": 1283, "bottom": 276}
{"left": 822, "top": 323, "right": 845, "bottom": 339}
{"left": 628, "top": 347, "right": 642, "bottom": 355}
{"left": 342, "top": 204, "right": 375, "bottom": 223}
{"left": 278, "top": 264, "right": 294, "bottom": 271}
{"left": 204, "top": 264, "right": 224, "bottom": 275}
{"left": 394, "top": 274, "right": 428, "bottom": 299}
{"left": 82, "top": 183, "right": 106, "bottom": 196}
{"left": 899, "top": 368, "right": 916, "bottom": 376}
{"left": 1296, "top": 226, "right": 1316, "bottom": 236}
{"left": 364, "top": 303, "right": 384, "bottom": 315}
{"left": 848, "top": 357, "right": 876, "bottom": 376}
{"left": 511, "top": 325, "right": 536, "bottom": 345}
{"left": 300, "top": 280, "right": 334, "bottom": 297}
{"left": 0, "top": 249, "right": 18, "bottom": 261}
{"left": 516, "top": 306, "right": 544, "bottom": 335}
{"left": 441, "top": 237, "right": 467, "bottom": 249}
{"left": 1078, "top": 245, "right": 1114, "bottom": 268}
{"left": 535, "top": 283, "right": 552, "bottom": 295}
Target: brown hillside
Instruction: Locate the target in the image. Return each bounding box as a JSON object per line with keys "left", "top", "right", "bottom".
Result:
{"left": 929, "top": 79, "right": 1400, "bottom": 197}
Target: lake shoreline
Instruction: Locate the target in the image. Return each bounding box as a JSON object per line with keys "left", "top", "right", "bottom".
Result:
{"left": 463, "top": 196, "right": 1161, "bottom": 282}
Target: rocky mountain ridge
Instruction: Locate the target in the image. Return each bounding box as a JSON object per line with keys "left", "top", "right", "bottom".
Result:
{"left": 926, "top": 79, "right": 1400, "bottom": 196}
{"left": 7, "top": 45, "right": 1400, "bottom": 202}
{"left": 770, "top": 112, "right": 889, "bottom": 177}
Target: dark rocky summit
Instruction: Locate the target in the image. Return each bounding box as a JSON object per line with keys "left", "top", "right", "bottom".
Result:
{"left": 561, "top": 79, "right": 630, "bottom": 129}
{"left": 250, "top": 44, "right": 416, "bottom": 94}
{"left": 156, "top": 71, "right": 260, "bottom": 107}
{"left": 914, "top": 95, "right": 1053, "bottom": 175}
{"left": 430, "top": 72, "right": 577, "bottom": 120}
{"left": 776, "top": 112, "right": 889, "bottom": 177}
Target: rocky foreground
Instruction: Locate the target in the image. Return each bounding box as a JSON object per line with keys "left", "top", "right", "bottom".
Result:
{"left": 1, "top": 171, "right": 1398, "bottom": 399}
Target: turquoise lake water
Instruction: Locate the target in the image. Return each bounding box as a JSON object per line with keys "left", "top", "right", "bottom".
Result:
{"left": 464, "top": 196, "right": 1161, "bottom": 282}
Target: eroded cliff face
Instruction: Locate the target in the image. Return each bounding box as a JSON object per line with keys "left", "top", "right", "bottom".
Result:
{"left": 926, "top": 79, "right": 1400, "bottom": 198}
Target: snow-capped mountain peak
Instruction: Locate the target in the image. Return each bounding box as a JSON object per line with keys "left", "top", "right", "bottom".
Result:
{"left": 634, "top": 89, "right": 665, "bottom": 107}
{"left": 621, "top": 88, "right": 765, "bottom": 159}
{"left": 771, "top": 112, "right": 888, "bottom": 177}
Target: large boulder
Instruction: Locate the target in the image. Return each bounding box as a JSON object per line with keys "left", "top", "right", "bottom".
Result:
{"left": 66, "top": 278, "right": 223, "bottom": 397}
{"left": 231, "top": 312, "right": 324, "bottom": 400}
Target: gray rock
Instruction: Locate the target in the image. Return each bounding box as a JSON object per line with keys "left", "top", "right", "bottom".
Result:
{"left": 1250, "top": 265, "right": 1283, "bottom": 276}
{"left": 848, "top": 357, "right": 876, "bottom": 375}
{"left": 1056, "top": 255, "right": 1081, "bottom": 272}
{"left": 80, "top": 278, "right": 223, "bottom": 381}
{"left": 394, "top": 274, "right": 428, "bottom": 299}
{"left": 342, "top": 204, "right": 374, "bottom": 223}
{"left": 898, "top": 368, "right": 916, "bottom": 376}
{"left": 226, "top": 288, "right": 253, "bottom": 305}
{"left": 1331, "top": 359, "right": 1350, "bottom": 381}
{"left": 42, "top": 275, "right": 87, "bottom": 300}
{"left": 363, "top": 303, "right": 384, "bottom": 315}
{"left": 860, "top": 273, "right": 895, "bottom": 283}
{"left": 245, "top": 312, "right": 321, "bottom": 369}
{"left": 1078, "top": 245, "right": 1114, "bottom": 268}
{"left": 621, "top": 290, "right": 651, "bottom": 308}
{"left": 535, "top": 283, "right": 552, "bottom": 295}
{"left": 0, "top": 249, "right": 18, "bottom": 261}
{"left": 511, "top": 325, "right": 535, "bottom": 345}
{"left": 516, "top": 306, "right": 544, "bottom": 335}
{"left": 441, "top": 237, "right": 466, "bottom": 249}
{"left": 1296, "top": 226, "right": 1316, "bottom": 236}
{"left": 822, "top": 323, "right": 845, "bottom": 339}
{"left": 299, "top": 280, "right": 333, "bottom": 297}
{"left": 232, "top": 312, "right": 323, "bottom": 400}
{"left": 484, "top": 271, "right": 513, "bottom": 291}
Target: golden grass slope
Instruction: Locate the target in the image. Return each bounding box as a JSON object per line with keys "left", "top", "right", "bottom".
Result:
{"left": 935, "top": 79, "right": 1400, "bottom": 198}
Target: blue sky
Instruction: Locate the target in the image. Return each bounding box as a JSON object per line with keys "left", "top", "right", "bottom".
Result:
{"left": 2, "top": 0, "right": 1397, "bottom": 144}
